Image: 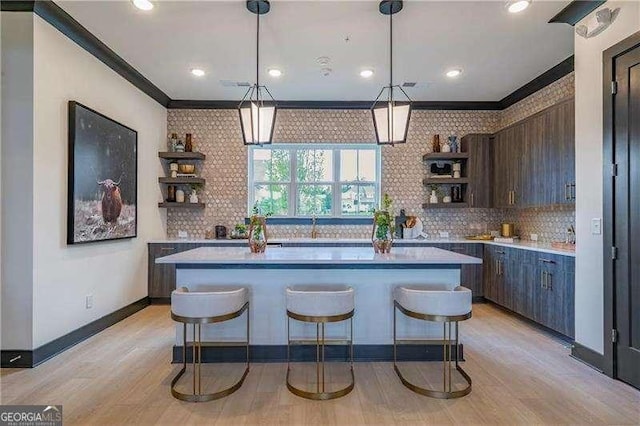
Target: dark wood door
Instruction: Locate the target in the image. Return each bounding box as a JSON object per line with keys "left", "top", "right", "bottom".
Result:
{"left": 515, "top": 252, "right": 536, "bottom": 319}
{"left": 545, "top": 100, "right": 576, "bottom": 205}
{"left": 492, "top": 130, "right": 511, "bottom": 208}
{"left": 449, "top": 243, "right": 483, "bottom": 297}
{"left": 521, "top": 114, "right": 545, "bottom": 207}
{"left": 463, "top": 134, "right": 492, "bottom": 208}
{"left": 612, "top": 44, "right": 640, "bottom": 389}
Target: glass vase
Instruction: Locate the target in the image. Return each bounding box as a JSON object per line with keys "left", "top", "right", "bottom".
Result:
{"left": 371, "top": 211, "right": 393, "bottom": 254}
{"left": 248, "top": 215, "right": 268, "bottom": 253}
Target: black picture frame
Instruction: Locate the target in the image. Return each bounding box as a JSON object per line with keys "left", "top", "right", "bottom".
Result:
{"left": 67, "top": 101, "right": 138, "bottom": 244}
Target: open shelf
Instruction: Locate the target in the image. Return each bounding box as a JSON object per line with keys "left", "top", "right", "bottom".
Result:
{"left": 158, "top": 152, "right": 206, "bottom": 160}
{"left": 158, "top": 202, "right": 205, "bottom": 209}
{"left": 422, "top": 202, "right": 469, "bottom": 209}
{"left": 422, "top": 152, "right": 469, "bottom": 161}
{"left": 159, "top": 177, "right": 205, "bottom": 185}
{"left": 423, "top": 178, "right": 469, "bottom": 185}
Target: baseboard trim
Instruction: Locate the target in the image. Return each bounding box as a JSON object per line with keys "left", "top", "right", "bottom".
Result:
{"left": 1, "top": 297, "right": 150, "bottom": 368}
{"left": 485, "top": 300, "right": 574, "bottom": 344}
{"left": 570, "top": 342, "right": 604, "bottom": 372}
{"left": 149, "top": 297, "right": 170, "bottom": 305}
{"left": 172, "top": 343, "right": 464, "bottom": 363}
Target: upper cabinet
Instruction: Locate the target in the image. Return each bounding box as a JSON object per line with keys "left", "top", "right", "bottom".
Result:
{"left": 492, "top": 98, "right": 575, "bottom": 208}
{"left": 462, "top": 134, "right": 492, "bottom": 208}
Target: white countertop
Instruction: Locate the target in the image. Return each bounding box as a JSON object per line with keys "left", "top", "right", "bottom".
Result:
{"left": 155, "top": 246, "right": 483, "bottom": 265}
{"left": 149, "top": 238, "right": 575, "bottom": 257}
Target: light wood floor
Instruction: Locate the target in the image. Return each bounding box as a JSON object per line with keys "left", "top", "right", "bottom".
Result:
{"left": 1, "top": 303, "right": 639, "bottom": 425}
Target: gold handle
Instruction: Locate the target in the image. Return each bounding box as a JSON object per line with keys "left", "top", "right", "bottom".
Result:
{"left": 547, "top": 273, "right": 552, "bottom": 290}
{"left": 571, "top": 183, "right": 576, "bottom": 201}
{"left": 470, "top": 193, "right": 474, "bottom": 206}
{"left": 512, "top": 190, "right": 516, "bottom": 205}
{"left": 565, "top": 184, "right": 569, "bottom": 201}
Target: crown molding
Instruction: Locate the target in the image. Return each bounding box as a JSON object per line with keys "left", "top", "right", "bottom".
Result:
{"left": 4, "top": 1, "right": 573, "bottom": 112}
{"left": 549, "top": 0, "right": 606, "bottom": 26}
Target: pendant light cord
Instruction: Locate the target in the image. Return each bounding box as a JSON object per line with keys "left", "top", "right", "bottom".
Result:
{"left": 389, "top": 9, "right": 392, "bottom": 89}
{"left": 256, "top": 8, "right": 260, "bottom": 92}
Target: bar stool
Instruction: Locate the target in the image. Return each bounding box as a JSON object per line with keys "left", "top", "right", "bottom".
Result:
{"left": 285, "top": 285, "right": 355, "bottom": 400}
{"left": 393, "top": 284, "right": 472, "bottom": 399}
{"left": 170, "top": 286, "right": 250, "bottom": 402}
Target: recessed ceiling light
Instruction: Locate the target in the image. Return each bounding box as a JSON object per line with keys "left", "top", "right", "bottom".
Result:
{"left": 132, "top": 0, "right": 154, "bottom": 11}
{"left": 360, "top": 69, "right": 374, "bottom": 78}
{"left": 268, "top": 68, "right": 282, "bottom": 78}
{"left": 446, "top": 69, "right": 463, "bottom": 78}
{"left": 506, "top": 0, "right": 531, "bottom": 14}
{"left": 191, "top": 68, "right": 205, "bottom": 77}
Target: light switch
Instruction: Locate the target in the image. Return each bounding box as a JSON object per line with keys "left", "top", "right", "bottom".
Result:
{"left": 591, "top": 218, "right": 602, "bottom": 235}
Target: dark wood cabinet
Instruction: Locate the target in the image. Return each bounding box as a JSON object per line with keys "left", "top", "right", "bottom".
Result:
{"left": 533, "top": 253, "right": 575, "bottom": 337}
{"left": 492, "top": 98, "right": 575, "bottom": 208}
{"left": 462, "top": 134, "right": 492, "bottom": 208}
{"left": 484, "top": 245, "right": 575, "bottom": 338}
{"left": 148, "top": 243, "right": 201, "bottom": 300}
{"left": 445, "top": 243, "right": 484, "bottom": 297}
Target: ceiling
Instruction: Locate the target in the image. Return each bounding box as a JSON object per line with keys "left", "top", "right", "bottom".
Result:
{"left": 57, "top": 0, "right": 575, "bottom": 102}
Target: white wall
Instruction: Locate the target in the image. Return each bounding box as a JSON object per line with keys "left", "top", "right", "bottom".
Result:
{"left": 574, "top": 1, "right": 639, "bottom": 354}
{"left": 1, "top": 13, "right": 35, "bottom": 350}
{"left": 28, "top": 16, "right": 166, "bottom": 348}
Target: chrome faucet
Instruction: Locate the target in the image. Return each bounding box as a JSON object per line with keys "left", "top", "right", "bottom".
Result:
{"left": 311, "top": 215, "right": 318, "bottom": 239}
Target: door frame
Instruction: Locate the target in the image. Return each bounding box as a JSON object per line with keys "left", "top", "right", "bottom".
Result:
{"left": 602, "top": 31, "right": 640, "bottom": 379}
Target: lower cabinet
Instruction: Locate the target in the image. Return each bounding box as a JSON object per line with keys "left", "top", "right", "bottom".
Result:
{"left": 148, "top": 243, "right": 200, "bottom": 300}
{"left": 484, "top": 245, "right": 575, "bottom": 338}
{"left": 431, "top": 243, "right": 483, "bottom": 298}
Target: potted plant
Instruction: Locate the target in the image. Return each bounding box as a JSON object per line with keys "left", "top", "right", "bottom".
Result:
{"left": 371, "top": 193, "right": 394, "bottom": 253}
{"left": 231, "top": 223, "right": 248, "bottom": 239}
{"left": 248, "top": 205, "right": 268, "bottom": 253}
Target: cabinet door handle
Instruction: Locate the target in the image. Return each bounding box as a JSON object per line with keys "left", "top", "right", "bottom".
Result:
{"left": 470, "top": 193, "right": 475, "bottom": 206}
{"left": 499, "top": 260, "right": 503, "bottom": 276}
{"left": 565, "top": 183, "right": 570, "bottom": 201}
{"left": 539, "top": 258, "right": 555, "bottom": 264}
{"left": 547, "top": 273, "right": 553, "bottom": 290}
{"left": 160, "top": 247, "right": 175, "bottom": 251}
{"left": 496, "top": 250, "right": 506, "bottom": 254}
{"left": 508, "top": 191, "right": 513, "bottom": 205}
{"left": 541, "top": 271, "right": 547, "bottom": 289}
{"left": 571, "top": 184, "right": 576, "bottom": 201}
{"left": 512, "top": 190, "right": 516, "bottom": 205}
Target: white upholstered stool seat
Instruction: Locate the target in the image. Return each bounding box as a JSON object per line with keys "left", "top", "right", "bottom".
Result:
{"left": 285, "top": 285, "right": 355, "bottom": 400}
{"left": 171, "top": 286, "right": 248, "bottom": 321}
{"left": 393, "top": 285, "right": 472, "bottom": 319}
{"left": 286, "top": 285, "right": 354, "bottom": 319}
{"left": 393, "top": 284, "right": 472, "bottom": 399}
{"left": 170, "top": 285, "right": 250, "bottom": 403}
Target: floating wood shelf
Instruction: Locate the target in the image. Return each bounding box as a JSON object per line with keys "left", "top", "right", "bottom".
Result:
{"left": 158, "top": 202, "right": 205, "bottom": 209}
{"left": 422, "top": 152, "right": 469, "bottom": 161}
{"left": 158, "top": 152, "right": 206, "bottom": 160}
{"left": 423, "top": 178, "right": 469, "bottom": 185}
{"left": 422, "top": 202, "right": 469, "bottom": 209}
{"left": 158, "top": 177, "right": 206, "bottom": 185}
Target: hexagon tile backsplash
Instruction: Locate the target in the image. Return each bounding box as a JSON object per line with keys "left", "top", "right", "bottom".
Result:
{"left": 165, "top": 73, "right": 575, "bottom": 243}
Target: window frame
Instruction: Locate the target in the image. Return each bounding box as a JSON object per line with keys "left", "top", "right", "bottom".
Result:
{"left": 248, "top": 144, "right": 381, "bottom": 218}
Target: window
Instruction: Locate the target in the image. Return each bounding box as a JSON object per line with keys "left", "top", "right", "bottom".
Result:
{"left": 249, "top": 145, "right": 380, "bottom": 217}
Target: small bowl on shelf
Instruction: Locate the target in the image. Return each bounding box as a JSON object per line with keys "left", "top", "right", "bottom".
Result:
{"left": 178, "top": 164, "right": 195, "bottom": 174}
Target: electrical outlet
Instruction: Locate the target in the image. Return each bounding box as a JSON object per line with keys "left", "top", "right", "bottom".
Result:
{"left": 86, "top": 295, "right": 93, "bottom": 309}
{"left": 530, "top": 234, "right": 538, "bottom": 241}
{"left": 439, "top": 231, "right": 450, "bottom": 239}
{"left": 178, "top": 230, "right": 188, "bottom": 239}
{"left": 591, "top": 218, "right": 602, "bottom": 235}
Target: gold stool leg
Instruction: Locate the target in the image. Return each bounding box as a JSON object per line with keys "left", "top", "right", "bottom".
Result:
{"left": 286, "top": 316, "right": 355, "bottom": 401}
{"left": 171, "top": 303, "right": 251, "bottom": 402}
{"left": 393, "top": 313, "right": 472, "bottom": 399}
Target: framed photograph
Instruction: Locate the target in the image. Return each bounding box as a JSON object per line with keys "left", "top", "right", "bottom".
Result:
{"left": 67, "top": 101, "right": 137, "bottom": 244}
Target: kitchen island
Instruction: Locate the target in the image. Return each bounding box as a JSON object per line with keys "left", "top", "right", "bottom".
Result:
{"left": 157, "top": 246, "right": 482, "bottom": 362}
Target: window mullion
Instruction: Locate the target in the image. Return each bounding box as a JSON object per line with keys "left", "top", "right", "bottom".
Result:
{"left": 333, "top": 148, "right": 340, "bottom": 217}
{"left": 290, "top": 147, "right": 297, "bottom": 216}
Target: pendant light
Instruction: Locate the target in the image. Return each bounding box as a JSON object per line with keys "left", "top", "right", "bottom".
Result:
{"left": 371, "top": 0, "right": 412, "bottom": 146}
{"left": 239, "top": 0, "right": 277, "bottom": 145}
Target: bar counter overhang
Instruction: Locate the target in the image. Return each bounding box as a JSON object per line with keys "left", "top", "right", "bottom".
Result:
{"left": 156, "top": 246, "right": 482, "bottom": 362}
